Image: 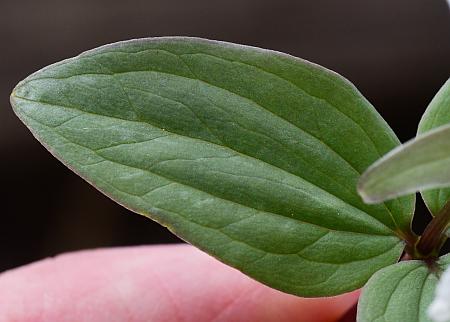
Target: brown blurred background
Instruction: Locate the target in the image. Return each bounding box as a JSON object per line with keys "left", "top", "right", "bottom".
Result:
{"left": 1, "top": 0, "right": 450, "bottom": 272}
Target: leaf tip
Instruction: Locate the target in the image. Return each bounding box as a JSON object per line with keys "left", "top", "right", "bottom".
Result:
{"left": 9, "top": 82, "right": 27, "bottom": 113}
{"left": 10, "top": 88, "right": 18, "bottom": 109}
{"left": 357, "top": 190, "right": 381, "bottom": 204}
{"left": 10, "top": 85, "right": 18, "bottom": 101}
{"left": 357, "top": 176, "right": 383, "bottom": 204}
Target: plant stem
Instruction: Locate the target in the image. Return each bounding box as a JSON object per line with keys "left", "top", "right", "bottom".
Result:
{"left": 399, "top": 230, "right": 418, "bottom": 257}
{"left": 415, "top": 200, "right": 450, "bottom": 259}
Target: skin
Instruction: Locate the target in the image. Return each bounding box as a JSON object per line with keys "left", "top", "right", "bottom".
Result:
{"left": 0, "top": 244, "right": 359, "bottom": 322}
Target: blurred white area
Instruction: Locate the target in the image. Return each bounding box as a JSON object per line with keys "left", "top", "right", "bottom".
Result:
{"left": 429, "top": 267, "right": 450, "bottom": 322}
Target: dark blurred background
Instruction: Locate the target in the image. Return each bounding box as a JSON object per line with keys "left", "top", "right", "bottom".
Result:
{"left": 1, "top": 0, "right": 450, "bottom": 272}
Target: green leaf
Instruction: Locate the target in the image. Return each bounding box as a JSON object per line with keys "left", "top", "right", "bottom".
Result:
{"left": 358, "top": 79, "right": 450, "bottom": 205}
{"left": 418, "top": 79, "right": 450, "bottom": 215}
{"left": 10, "top": 37, "right": 414, "bottom": 297}
{"left": 358, "top": 123, "right": 450, "bottom": 205}
{"left": 357, "top": 255, "right": 450, "bottom": 322}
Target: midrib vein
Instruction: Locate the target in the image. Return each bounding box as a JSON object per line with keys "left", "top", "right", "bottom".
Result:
{"left": 14, "top": 95, "right": 393, "bottom": 235}
{"left": 25, "top": 64, "right": 406, "bottom": 230}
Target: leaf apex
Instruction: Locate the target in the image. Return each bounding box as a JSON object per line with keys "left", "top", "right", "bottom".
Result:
{"left": 357, "top": 174, "right": 380, "bottom": 204}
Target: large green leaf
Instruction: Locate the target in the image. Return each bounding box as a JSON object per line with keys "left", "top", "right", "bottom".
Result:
{"left": 357, "top": 254, "right": 450, "bottom": 322}
{"left": 10, "top": 37, "right": 414, "bottom": 296}
{"left": 358, "top": 79, "right": 450, "bottom": 205}
{"left": 418, "top": 79, "right": 450, "bottom": 215}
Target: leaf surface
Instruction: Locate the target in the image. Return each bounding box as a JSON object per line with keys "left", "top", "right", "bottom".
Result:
{"left": 10, "top": 37, "right": 414, "bottom": 296}
{"left": 357, "top": 255, "right": 450, "bottom": 322}
{"left": 418, "top": 79, "right": 450, "bottom": 215}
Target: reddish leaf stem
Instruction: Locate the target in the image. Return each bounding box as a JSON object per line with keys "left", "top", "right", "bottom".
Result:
{"left": 415, "top": 200, "right": 450, "bottom": 259}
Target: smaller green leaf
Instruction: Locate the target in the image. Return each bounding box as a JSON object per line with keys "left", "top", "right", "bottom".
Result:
{"left": 358, "top": 124, "right": 450, "bottom": 203}
{"left": 418, "top": 79, "right": 450, "bottom": 215}
{"left": 357, "top": 255, "right": 450, "bottom": 322}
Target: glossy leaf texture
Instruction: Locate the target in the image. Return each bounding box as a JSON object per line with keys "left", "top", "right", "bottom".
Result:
{"left": 418, "top": 79, "right": 450, "bottom": 215}
{"left": 358, "top": 79, "right": 450, "bottom": 205}
{"left": 357, "top": 255, "right": 450, "bottom": 322}
{"left": 10, "top": 37, "right": 414, "bottom": 297}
